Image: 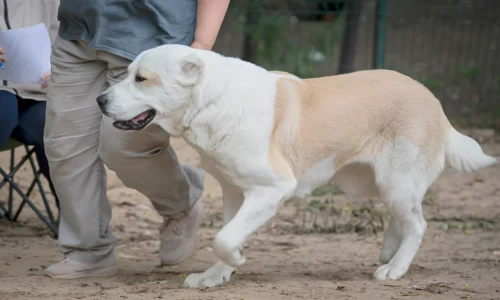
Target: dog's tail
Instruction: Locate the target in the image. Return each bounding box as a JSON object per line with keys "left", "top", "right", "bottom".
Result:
{"left": 445, "top": 126, "right": 498, "bottom": 172}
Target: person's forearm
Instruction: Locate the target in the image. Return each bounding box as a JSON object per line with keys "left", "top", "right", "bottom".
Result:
{"left": 0, "top": 47, "right": 7, "bottom": 63}
{"left": 192, "top": 0, "right": 230, "bottom": 50}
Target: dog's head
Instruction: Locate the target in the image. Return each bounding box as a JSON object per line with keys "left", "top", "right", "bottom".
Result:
{"left": 97, "top": 44, "right": 206, "bottom": 135}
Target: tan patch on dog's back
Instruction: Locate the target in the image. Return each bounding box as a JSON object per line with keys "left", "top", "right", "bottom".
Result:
{"left": 268, "top": 70, "right": 449, "bottom": 180}
{"left": 268, "top": 76, "right": 302, "bottom": 180}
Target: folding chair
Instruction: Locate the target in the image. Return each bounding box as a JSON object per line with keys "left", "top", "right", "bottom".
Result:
{"left": 0, "top": 138, "right": 59, "bottom": 237}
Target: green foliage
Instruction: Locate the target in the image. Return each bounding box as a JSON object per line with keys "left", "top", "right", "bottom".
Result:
{"left": 293, "top": 198, "right": 388, "bottom": 235}
{"left": 311, "top": 184, "right": 344, "bottom": 196}
{"left": 228, "top": 0, "right": 345, "bottom": 78}
{"left": 419, "top": 76, "right": 443, "bottom": 91}
{"left": 456, "top": 65, "right": 480, "bottom": 80}
{"left": 491, "top": 105, "right": 500, "bottom": 118}
{"left": 449, "top": 117, "right": 469, "bottom": 129}
{"left": 430, "top": 216, "right": 499, "bottom": 232}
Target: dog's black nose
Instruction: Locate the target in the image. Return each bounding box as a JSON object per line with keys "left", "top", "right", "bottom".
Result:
{"left": 96, "top": 94, "right": 108, "bottom": 107}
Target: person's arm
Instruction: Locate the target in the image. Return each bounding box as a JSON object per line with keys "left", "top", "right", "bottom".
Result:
{"left": 191, "top": 0, "right": 231, "bottom": 50}
{"left": 0, "top": 47, "right": 7, "bottom": 63}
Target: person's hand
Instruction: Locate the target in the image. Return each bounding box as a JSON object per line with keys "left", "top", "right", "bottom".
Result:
{"left": 190, "top": 40, "right": 212, "bottom": 50}
{"left": 41, "top": 69, "right": 51, "bottom": 89}
{"left": 0, "top": 47, "right": 7, "bottom": 63}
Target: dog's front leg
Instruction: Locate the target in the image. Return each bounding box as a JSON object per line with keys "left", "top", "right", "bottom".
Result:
{"left": 212, "top": 183, "right": 294, "bottom": 267}
{"left": 184, "top": 184, "right": 244, "bottom": 288}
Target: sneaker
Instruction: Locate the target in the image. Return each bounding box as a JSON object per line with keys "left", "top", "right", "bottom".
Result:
{"left": 44, "top": 253, "right": 117, "bottom": 279}
{"left": 159, "top": 199, "right": 204, "bottom": 266}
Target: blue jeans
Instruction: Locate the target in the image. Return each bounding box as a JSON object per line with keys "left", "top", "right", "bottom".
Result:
{"left": 0, "top": 90, "right": 52, "bottom": 184}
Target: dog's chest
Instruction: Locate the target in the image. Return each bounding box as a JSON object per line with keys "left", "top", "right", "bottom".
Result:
{"left": 182, "top": 137, "right": 230, "bottom": 181}
{"left": 198, "top": 153, "right": 237, "bottom": 188}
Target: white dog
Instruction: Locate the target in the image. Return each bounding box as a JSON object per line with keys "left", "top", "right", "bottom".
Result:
{"left": 97, "top": 44, "right": 498, "bottom": 288}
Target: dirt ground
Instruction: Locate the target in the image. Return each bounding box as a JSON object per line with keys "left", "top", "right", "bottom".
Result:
{"left": 1, "top": 130, "right": 500, "bottom": 300}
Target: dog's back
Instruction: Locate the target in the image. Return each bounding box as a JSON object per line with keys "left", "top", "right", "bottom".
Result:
{"left": 270, "top": 70, "right": 447, "bottom": 177}
{"left": 268, "top": 68, "right": 497, "bottom": 197}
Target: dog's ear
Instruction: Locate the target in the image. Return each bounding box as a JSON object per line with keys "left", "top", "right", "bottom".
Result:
{"left": 176, "top": 53, "right": 205, "bottom": 86}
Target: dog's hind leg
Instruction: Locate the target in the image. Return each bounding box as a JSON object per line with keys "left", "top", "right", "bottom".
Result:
{"left": 373, "top": 172, "right": 428, "bottom": 280}
{"left": 212, "top": 182, "right": 295, "bottom": 268}
{"left": 379, "top": 216, "right": 402, "bottom": 264}
{"left": 184, "top": 184, "right": 244, "bottom": 288}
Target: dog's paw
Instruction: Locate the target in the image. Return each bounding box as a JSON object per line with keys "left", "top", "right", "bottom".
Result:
{"left": 213, "top": 235, "right": 246, "bottom": 267}
{"left": 183, "top": 262, "right": 236, "bottom": 288}
{"left": 183, "top": 271, "right": 232, "bottom": 288}
{"left": 373, "top": 264, "right": 407, "bottom": 280}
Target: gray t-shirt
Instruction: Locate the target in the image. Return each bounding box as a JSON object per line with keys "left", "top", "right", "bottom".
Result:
{"left": 57, "top": 0, "right": 197, "bottom": 60}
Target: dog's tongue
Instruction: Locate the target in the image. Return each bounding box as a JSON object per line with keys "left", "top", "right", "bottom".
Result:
{"left": 132, "top": 111, "right": 150, "bottom": 123}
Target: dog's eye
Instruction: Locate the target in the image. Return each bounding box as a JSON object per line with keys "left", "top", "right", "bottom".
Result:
{"left": 135, "top": 75, "right": 146, "bottom": 83}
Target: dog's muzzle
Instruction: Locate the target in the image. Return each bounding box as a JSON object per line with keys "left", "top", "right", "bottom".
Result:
{"left": 112, "top": 109, "right": 157, "bottom": 131}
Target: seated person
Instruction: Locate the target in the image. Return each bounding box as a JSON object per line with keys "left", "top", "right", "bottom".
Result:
{"left": 0, "top": 0, "right": 60, "bottom": 196}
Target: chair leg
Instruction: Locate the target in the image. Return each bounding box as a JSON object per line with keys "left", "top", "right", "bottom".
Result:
{"left": 1, "top": 147, "right": 32, "bottom": 219}
{"left": 0, "top": 146, "right": 59, "bottom": 237}
{"left": 49, "top": 181, "right": 60, "bottom": 228}
{"left": 25, "top": 145, "right": 57, "bottom": 225}
{"left": 0, "top": 169, "right": 58, "bottom": 235}
{"left": 8, "top": 148, "right": 15, "bottom": 220}
{"left": 0, "top": 202, "right": 7, "bottom": 218}
{"left": 12, "top": 176, "right": 37, "bottom": 221}
{"left": 49, "top": 182, "right": 60, "bottom": 210}
{"left": 0, "top": 148, "right": 32, "bottom": 190}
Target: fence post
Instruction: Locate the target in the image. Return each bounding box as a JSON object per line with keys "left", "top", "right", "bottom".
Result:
{"left": 373, "top": 0, "right": 387, "bottom": 69}
{"left": 338, "top": 0, "right": 364, "bottom": 74}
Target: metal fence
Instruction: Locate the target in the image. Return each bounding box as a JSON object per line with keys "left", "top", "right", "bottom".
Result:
{"left": 213, "top": 0, "right": 500, "bottom": 128}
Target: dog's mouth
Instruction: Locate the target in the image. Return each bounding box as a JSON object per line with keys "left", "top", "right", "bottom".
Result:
{"left": 113, "top": 109, "right": 156, "bottom": 131}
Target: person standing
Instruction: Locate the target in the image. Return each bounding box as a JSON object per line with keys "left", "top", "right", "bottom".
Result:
{"left": 44, "top": 0, "right": 230, "bottom": 278}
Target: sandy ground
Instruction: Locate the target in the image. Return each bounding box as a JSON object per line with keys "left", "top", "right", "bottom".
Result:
{"left": 1, "top": 130, "right": 500, "bottom": 300}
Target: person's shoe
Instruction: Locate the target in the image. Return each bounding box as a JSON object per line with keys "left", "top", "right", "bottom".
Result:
{"left": 159, "top": 199, "right": 204, "bottom": 266}
{"left": 44, "top": 253, "right": 117, "bottom": 279}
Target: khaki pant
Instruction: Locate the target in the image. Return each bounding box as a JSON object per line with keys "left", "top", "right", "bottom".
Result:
{"left": 44, "top": 37, "right": 204, "bottom": 263}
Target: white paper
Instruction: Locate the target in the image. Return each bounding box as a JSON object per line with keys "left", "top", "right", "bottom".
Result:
{"left": 0, "top": 23, "right": 51, "bottom": 85}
